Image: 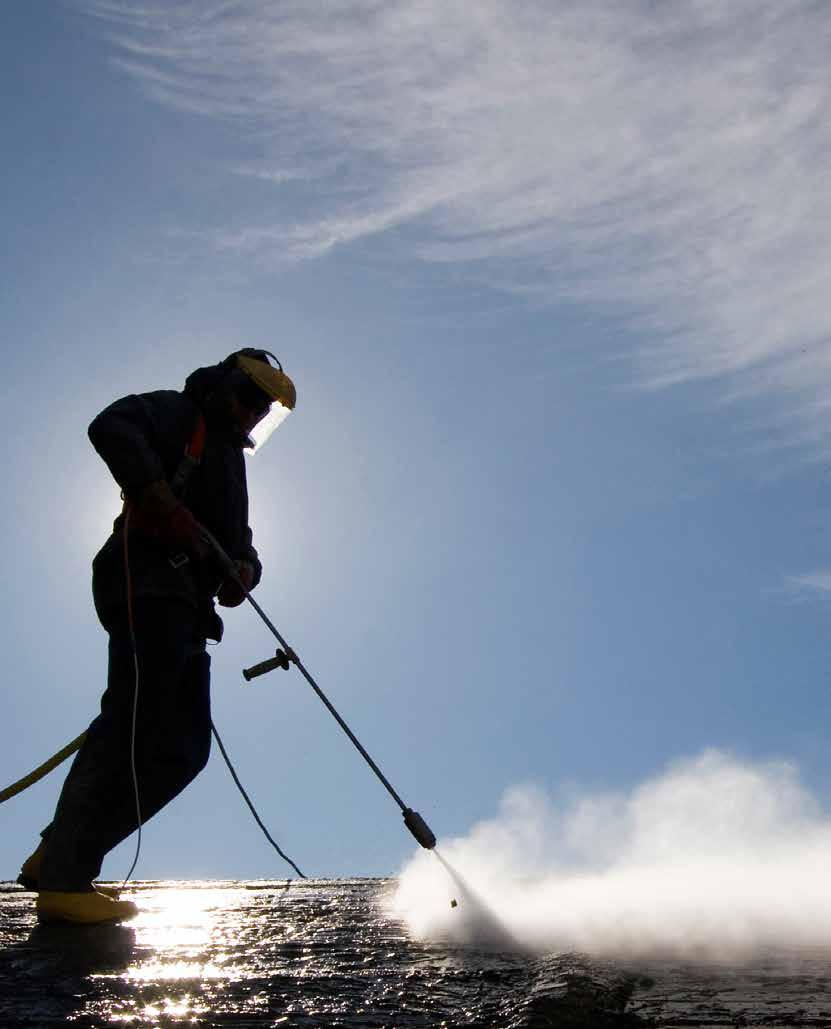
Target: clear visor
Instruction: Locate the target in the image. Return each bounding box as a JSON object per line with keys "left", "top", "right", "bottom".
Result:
{"left": 247, "top": 402, "right": 292, "bottom": 455}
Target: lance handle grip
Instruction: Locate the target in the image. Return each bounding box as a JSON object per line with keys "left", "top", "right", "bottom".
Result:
{"left": 243, "top": 650, "right": 291, "bottom": 681}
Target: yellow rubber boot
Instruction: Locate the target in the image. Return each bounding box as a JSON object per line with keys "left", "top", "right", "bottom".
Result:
{"left": 18, "top": 842, "right": 121, "bottom": 898}
{"left": 37, "top": 890, "right": 139, "bottom": 926}
{"left": 91, "top": 882, "right": 124, "bottom": 899}
{"left": 17, "top": 842, "right": 45, "bottom": 890}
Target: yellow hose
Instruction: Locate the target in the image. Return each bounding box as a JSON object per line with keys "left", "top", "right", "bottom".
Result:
{"left": 0, "top": 733, "right": 86, "bottom": 804}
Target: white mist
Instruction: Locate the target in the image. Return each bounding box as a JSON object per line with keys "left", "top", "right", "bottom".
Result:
{"left": 390, "top": 750, "right": 831, "bottom": 958}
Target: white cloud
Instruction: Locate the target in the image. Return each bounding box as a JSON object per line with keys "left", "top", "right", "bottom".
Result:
{"left": 786, "top": 571, "right": 831, "bottom": 594}
{"left": 81, "top": 2, "right": 831, "bottom": 419}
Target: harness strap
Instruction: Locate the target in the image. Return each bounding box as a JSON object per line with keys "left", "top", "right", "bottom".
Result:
{"left": 169, "top": 412, "right": 207, "bottom": 499}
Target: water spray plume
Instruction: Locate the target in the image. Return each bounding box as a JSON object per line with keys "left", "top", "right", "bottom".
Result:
{"left": 433, "top": 849, "right": 522, "bottom": 951}
{"left": 392, "top": 750, "right": 831, "bottom": 958}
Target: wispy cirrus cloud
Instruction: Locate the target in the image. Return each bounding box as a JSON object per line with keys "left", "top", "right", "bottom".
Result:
{"left": 786, "top": 571, "right": 831, "bottom": 595}
{"left": 81, "top": 2, "right": 831, "bottom": 410}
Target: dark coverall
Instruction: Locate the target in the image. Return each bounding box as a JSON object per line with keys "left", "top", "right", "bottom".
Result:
{"left": 38, "top": 381, "right": 262, "bottom": 892}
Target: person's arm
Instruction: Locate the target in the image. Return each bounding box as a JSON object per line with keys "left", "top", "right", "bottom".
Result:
{"left": 217, "top": 461, "right": 263, "bottom": 606}
{"left": 237, "top": 524, "right": 262, "bottom": 589}
{"left": 88, "top": 393, "right": 169, "bottom": 499}
{"left": 89, "top": 392, "right": 208, "bottom": 557}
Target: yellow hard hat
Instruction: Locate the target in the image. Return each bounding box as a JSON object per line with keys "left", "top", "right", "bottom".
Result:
{"left": 237, "top": 352, "right": 296, "bottom": 411}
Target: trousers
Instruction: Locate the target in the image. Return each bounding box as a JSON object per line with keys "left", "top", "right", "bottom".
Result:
{"left": 38, "top": 600, "right": 211, "bottom": 891}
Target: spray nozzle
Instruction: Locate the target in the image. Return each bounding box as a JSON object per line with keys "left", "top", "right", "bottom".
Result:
{"left": 403, "top": 808, "right": 437, "bottom": 849}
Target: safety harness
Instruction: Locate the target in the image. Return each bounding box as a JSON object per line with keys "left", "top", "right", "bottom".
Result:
{"left": 169, "top": 412, "right": 207, "bottom": 500}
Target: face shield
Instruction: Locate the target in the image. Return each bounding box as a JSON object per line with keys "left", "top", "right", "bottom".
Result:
{"left": 248, "top": 401, "right": 292, "bottom": 454}
{"left": 234, "top": 351, "right": 296, "bottom": 455}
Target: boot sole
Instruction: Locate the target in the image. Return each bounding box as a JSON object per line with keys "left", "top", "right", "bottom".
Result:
{"left": 36, "top": 911, "right": 128, "bottom": 926}
{"left": 36, "top": 896, "right": 139, "bottom": 925}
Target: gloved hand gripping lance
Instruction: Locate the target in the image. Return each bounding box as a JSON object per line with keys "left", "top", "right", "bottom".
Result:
{"left": 201, "top": 528, "right": 438, "bottom": 852}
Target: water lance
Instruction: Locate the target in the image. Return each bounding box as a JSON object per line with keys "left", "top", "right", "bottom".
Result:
{"left": 203, "top": 528, "right": 438, "bottom": 853}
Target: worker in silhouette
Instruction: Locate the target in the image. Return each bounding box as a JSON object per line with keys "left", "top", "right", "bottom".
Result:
{"left": 19, "top": 350, "right": 295, "bottom": 925}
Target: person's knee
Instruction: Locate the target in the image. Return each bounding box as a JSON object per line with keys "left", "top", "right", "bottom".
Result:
{"left": 176, "top": 723, "right": 211, "bottom": 786}
{"left": 185, "top": 652, "right": 212, "bottom": 779}
{"left": 191, "top": 730, "right": 211, "bottom": 778}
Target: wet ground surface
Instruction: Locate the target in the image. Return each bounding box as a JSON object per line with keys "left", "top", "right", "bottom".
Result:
{"left": 625, "top": 949, "right": 831, "bottom": 1027}
{"left": 1, "top": 880, "right": 830, "bottom": 1027}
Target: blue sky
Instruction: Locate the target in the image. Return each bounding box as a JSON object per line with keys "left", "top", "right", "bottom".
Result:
{"left": 3, "top": 1, "right": 831, "bottom": 882}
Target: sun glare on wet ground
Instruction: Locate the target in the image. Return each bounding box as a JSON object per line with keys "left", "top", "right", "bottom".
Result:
{"left": 118, "top": 884, "right": 236, "bottom": 980}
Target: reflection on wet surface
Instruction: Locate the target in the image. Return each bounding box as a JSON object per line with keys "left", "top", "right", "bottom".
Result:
{"left": 2, "top": 879, "right": 831, "bottom": 1027}
{"left": 626, "top": 949, "right": 831, "bottom": 1027}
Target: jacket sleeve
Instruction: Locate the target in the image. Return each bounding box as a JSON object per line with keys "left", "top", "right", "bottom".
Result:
{"left": 234, "top": 454, "right": 263, "bottom": 587}
{"left": 88, "top": 391, "right": 189, "bottom": 499}
{"left": 239, "top": 524, "right": 263, "bottom": 589}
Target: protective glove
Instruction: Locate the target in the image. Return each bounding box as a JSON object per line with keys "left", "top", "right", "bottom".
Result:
{"left": 162, "top": 504, "right": 211, "bottom": 559}
{"left": 217, "top": 561, "right": 255, "bottom": 607}
{"left": 131, "top": 480, "right": 210, "bottom": 560}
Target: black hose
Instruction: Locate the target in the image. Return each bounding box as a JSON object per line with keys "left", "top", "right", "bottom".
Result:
{"left": 211, "top": 721, "right": 306, "bottom": 879}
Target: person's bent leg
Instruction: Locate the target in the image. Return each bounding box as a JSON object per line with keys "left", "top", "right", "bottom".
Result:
{"left": 92, "top": 627, "right": 212, "bottom": 859}
{"left": 37, "top": 601, "right": 210, "bottom": 891}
